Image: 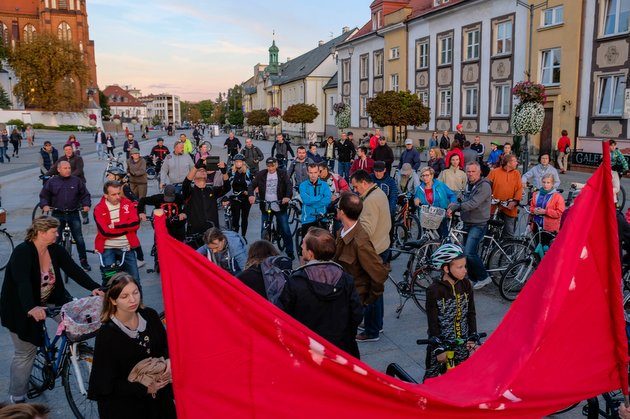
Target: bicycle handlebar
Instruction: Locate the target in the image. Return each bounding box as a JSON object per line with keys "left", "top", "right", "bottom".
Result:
{"left": 417, "top": 332, "right": 487, "bottom": 346}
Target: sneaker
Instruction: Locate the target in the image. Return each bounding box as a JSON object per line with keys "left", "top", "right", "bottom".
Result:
{"left": 10, "top": 395, "right": 26, "bottom": 404}
{"left": 357, "top": 325, "right": 383, "bottom": 334}
{"left": 473, "top": 277, "right": 492, "bottom": 290}
{"left": 80, "top": 259, "right": 91, "bottom": 272}
{"left": 356, "top": 332, "right": 380, "bottom": 342}
{"left": 137, "top": 260, "right": 146, "bottom": 268}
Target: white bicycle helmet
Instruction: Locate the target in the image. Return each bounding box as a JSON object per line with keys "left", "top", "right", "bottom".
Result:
{"left": 431, "top": 244, "right": 464, "bottom": 269}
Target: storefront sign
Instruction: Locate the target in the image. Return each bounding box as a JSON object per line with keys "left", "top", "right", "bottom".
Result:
{"left": 572, "top": 150, "right": 630, "bottom": 167}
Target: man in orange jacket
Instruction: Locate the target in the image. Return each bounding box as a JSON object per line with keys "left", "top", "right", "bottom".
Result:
{"left": 94, "top": 180, "right": 142, "bottom": 288}
{"left": 487, "top": 154, "right": 523, "bottom": 238}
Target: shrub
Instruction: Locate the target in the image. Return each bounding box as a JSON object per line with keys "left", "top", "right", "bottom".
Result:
{"left": 6, "top": 119, "right": 24, "bottom": 128}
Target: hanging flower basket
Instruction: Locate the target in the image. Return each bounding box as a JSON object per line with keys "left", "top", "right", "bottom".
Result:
{"left": 511, "top": 102, "right": 545, "bottom": 135}
{"left": 512, "top": 81, "right": 547, "bottom": 105}
{"left": 88, "top": 119, "right": 97, "bottom": 126}
{"left": 112, "top": 115, "right": 121, "bottom": 125}
{"left": 267, "top": 107, "right": 282, "bottom": 118}
{"left": 269, "top": 116, "right": 281, "bottom": 126}
{"left": 334, "top": 106, "right": 350, "bottom": 130}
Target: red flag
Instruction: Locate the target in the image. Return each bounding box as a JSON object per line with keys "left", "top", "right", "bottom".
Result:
{"left": 156, "top": 142, "right": 626, "bottom": 418}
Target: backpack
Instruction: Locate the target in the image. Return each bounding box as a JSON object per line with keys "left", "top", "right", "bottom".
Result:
{"left": 260, "top": 256, "right": 293, "bottom": 305}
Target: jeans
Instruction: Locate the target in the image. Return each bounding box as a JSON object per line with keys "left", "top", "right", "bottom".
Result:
{"left": 101, "top": 248, "right": 141, "bottom": 290}
{"left": 338, "top": 161, "right": 351, "bottom": 180}
{"left": 325, "top": 158, "right": 335, "bottom": 172}
{"left": 95, "top": 142, "right": 104, "bottom": 159}
{"left": 261, "top": 209, "right": 294, "bottom": 255}
{"left": 462, "top": 223, "right": 489, "bottom": 282}
{"left": 0, "top": 146, "right": 6, "bottom": 162}
{"left": 498, "top": 212, "right": 516, "bottom": 239}
{"left": 53, "top": 211, "right": 88, "bottom": 261}
{"left": 362, "top": 249, "right": 390, "bottom": 337}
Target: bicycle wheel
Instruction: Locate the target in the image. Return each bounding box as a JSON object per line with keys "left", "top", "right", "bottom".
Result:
{"left": 487, "top": 239, "right": 530, "bottom": 285}
{"left": 410, "top": 266, "right": 437, "bottom": 312}
{"left": 63, "top": 344, "right": 98, "bottom": 419}
{"left": 389, "top": 222, "right": 408, "bottom": 261}
{"left": 28, "top": 350, "right": 53, "bottom": 397}
{"left": 63, "top": 235, "right": 73, "bottom": 283}
{"left": 146, "top": 166, "right": 157, "bottom": 180}
{"left": 32, "top": 203, "right": 45, "bottom": 221}
{"left": 618, "top": 185, "right": 626, "bottom": 211}
{"left": 404, "top": 213, "right": 422, "bottom": 240}
{"left": 295, "top": 229, "right": 303, "bottom": 257}
{"left": 272, "top": 225, "right": 285, "bottom": 251}
{"left": 0, "top": 230, "right": 14, "bottom": 270}
{"left": 499, "top": 256, "right": 539, "bottom": 301}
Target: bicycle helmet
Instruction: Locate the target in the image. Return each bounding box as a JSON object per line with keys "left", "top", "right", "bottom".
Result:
{"left": 233, "top": 153, "right": 245, "bottom": 161}
{"left": 431, "top": 244, "right": 464, "bottom": 269}
{"left": 106, "top": 166, "right": 126, "bottom": 178}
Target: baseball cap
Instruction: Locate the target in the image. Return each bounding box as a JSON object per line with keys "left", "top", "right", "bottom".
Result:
{"left": 491, "top": 141, "right": 501, "bottom": 146}
{"left": 347, "top": 131, "right": 353, "bottom": 136}
{"left": 130, "top": 148, "right": 140, "bottom": 154}
{"left": 266, "top": 157, "right": 278, "bottom": 165}
{"left": 163, "top": 185, "right": 176, "bottom": 202}
{"left": 456, "top": 124, "right": 463, "bottom": 131}
{"left": 404, "top": 139, "right": 413, "bottom": 145}
{"left": 373, "top": 161, "right": 386, "bottom": 172}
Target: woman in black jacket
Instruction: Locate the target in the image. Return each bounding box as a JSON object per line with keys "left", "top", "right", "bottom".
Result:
{"left": 0, "top": 216, "right": 101, "bottom": 403}
{"left": 9, "top": 128, "right": 21, "bottom": 157}
{"left": 88, "top": 273, "right": 175, "bottom": 419}
{"left": 228, "top": 154, "right": 253, "bottom": 236}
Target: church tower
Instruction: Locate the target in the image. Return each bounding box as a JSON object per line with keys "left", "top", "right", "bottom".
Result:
{"left": 267, "top": 40, "right": 279, "bottom": 75}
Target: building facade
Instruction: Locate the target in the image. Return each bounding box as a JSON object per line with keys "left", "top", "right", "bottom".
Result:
{"left": 140, "top": 93, "right": 182, "bottom": 126}
{"left": 0, "top": 0, "right": 98, "bottom": 109}
{"left": 103, "top": 85, "right": 146, "bottom": 121}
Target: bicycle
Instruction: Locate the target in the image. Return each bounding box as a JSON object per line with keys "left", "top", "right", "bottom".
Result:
{"left": 258, "top": 200, "right": 286, "bottom": 251}
{"left": 416, "top": 332, "right": 487, "bottom": 377}
{"left": 96, "top": 250, "right": 126, "bottom": 287}
{"left": 287, "top": 197, "right": 302, "bottom": 236}
{"left": 29, "top": 306, "right": 98, "bottom": 418}
{"left": 102, "top": 152, "right": 125, "bottom": 184}
{"left": 221, "top": 191, "right": 246, "bottom": 231}
{"left": 388, "top": 238, "right": 440, "bottom": 317}
{"left": 294, "top": 211, "right": 336, "bottom": 257}
{"left": 0, "top": 206, "right": 14, "bottom": 271}
{"left": 390, "top": 193, "right": 422, "bottom": 261}
{"left": 35, "top": 207, "right": 81, "bottom": 283}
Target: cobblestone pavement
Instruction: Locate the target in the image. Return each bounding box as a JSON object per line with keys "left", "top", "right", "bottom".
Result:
{"left": 0, "top": 129, "right": 622, "bottom": 417}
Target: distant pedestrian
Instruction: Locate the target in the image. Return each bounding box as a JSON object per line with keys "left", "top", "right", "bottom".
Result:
{"left": 65, "top": 134, "right": 81, "bottom": 155}
{"left": 556, "top": 129, "right": 571, "bottom": 174}
{"left": 25, "top": 125, "right": 34, "bottom": 147}
{"left": 0, "top": 128, "right": 10, "bottom": 163}
{"left": 94, "top": 127, "right": 106, "bottom": 160}
{"left": 105, "top": 133, "right": 116, "bottom": 157}
{"left": 9, "top": 128, "right": 21, "bottom": 158}
{"left": 127, "top": 148, "right": 148, "bottom": 199}
{"left": 242, "top": 138, "right": 264, "bottom": 175}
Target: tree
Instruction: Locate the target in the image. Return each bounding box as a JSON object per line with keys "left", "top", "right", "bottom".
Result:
{"left": 198, "top": 100, "right": 214, "bottom": 123}
{"left": 282, "top": 103, "right": 319, "bottom": 139}
{"left": 0, "top": 85, "right": 11, "bottom": 109}
{"left": 151, "top": 114, "right": 162, "bottom": 126}
{"left": 7, "top": 32, "right": 89, "bottom": 111}
{"left": 247, "top": 109, "right": 269, "bottom": 127}
{"left": 366, "top": 91, "right": 429, "bottom": 145}
{"left": 98, "top": 89, "right": 111, "bottom": 119}
{"left": 189, "top": 107, "right": 202, "bottom": 122}
{"left": 228, "top": 109, "right": 244, "bottom": 126}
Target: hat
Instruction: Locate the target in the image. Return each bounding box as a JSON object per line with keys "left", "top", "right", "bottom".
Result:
{"left": 373, "top": 161, "right": 386, "bottom": 172}
{"left": 404, "top": 139, "right": 413, "bottom": 146}
{"left": 130, "top": 148, "right": 140, "bottom": 154}
{"left": 347, "top": 131, "right": 353, "bottom": 136}
{"left": 163, "top": 185, "right": 176, "bottom": 202}
{"left": 157, "top": 137, "right": 164, "bottom": 142}
{"left": 456, "top": 124, "right": 463, "bottom": 131}
{"left": 491, "top": 141, "right": 501, "bottom": 146}
{"left": 233, "top": 153, "right": 245, "bottom": 161}
{"left": 266, "top": 157, "right": 278, "bottom": 165}
{"left": 400, "top": 163, "right": 413, "bottom": 176}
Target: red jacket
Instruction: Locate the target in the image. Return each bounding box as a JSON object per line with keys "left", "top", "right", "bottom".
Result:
{"left": 93, "top": 196, "right": 140, "bottom": 253}
{"left": 350, "top": 157, "right": 374, "bottom": 175}
{"left": 557, "top": 136, "right": 571, "bottom": 152}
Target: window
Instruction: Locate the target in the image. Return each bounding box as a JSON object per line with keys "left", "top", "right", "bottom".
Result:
{"left": 604, "top": 0, "right": 630, "bottom": 35}
{"left": 57, "top": 22, "right": 71, "bottom": 42}
{"left": 463, "top": 87, "right": 478, "bottom": 116}
{"left": 465, "top": 28, "right": 480, "bottom": 60}
{"left": 360, "top": 96, "right": 368, "bottom": 118}
{"left": 389, "top": 47, "right": 400, "bottom": 60}
{"left": 416, "top": 90, "right": 429, "bottom": 107}
{"left": 493, "top": 84, "right": 511, "bottom": 116}
{"left": 58, "top": 0, "right": 68, "bottom": 9}
{"left": 372, "top": 10, "right": 382, "bottom": 30}
{"left": 342, "top": 59, "right": 350, "bottom": 82}
{"left": 540, "top": 48, "right": 561, "bottom": 85}
{"left": 390, "top": 74, "right": 399, "bottom": 92}
{"left": 360, "top": 55, "right": 369, "bottom": 79}
{"left": 597, "top": 74, "right": 625, "bottom": 116}
{"left": 416, "top": 40, "right": 429, "bottom": 69}
{"left": 329, "top": 96, "right": 334, "bottom": 116}
{"left": 23, "top": 24, "right": 36, "bottom": 43}
{"left": 542, "top": 5, "right": 564, "bottom": 27}
{"left": 0, "top": 22, "right": 8, "bottom": 46}
{"left": 439, "top": 35, "right": 453, "bottom": 65}
{"left": 494, "top": 20, "right": 512, "bottom": 55}
{"left": 434, "top": 0, "right": 449, "bottom": 5}
{"left": 374, "top": 51, "right": 384, "bottom": 77}
{"left": 438, "top": 89, "right": 452, "bottom": 117}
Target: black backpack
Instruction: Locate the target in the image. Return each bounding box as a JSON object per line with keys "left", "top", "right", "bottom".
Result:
{"left": 260, "top": 256, "right": 293, "bottom": 305}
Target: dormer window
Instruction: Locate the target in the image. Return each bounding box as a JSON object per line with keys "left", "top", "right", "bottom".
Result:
{"left": 372, "top": 10, "right": 382, "bottom": 30}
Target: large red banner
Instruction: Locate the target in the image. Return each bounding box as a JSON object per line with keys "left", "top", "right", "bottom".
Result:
{"left": 156, "top": 143, "right": 627, "bottom": 418}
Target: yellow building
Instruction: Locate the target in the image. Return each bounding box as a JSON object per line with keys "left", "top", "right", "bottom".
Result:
{"left": 528, "top": 0, "right": 583, "bottom": 154}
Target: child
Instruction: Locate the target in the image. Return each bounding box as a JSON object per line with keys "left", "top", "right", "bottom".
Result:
{"left": 424, "top": 244, "right": 478, "bottom": 381}
{"left": 487, "top": 142, "right": 503, "bottom": 168}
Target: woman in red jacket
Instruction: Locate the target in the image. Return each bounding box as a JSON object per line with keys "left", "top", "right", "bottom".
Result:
{"left": 444, "top": 139, "right": 465, "bottom": 170}
{"left": 530, "top": 173, "right": 565, "bottom": 244}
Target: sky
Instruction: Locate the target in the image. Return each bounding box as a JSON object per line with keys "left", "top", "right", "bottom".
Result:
{"left": 87, "top": 0, "right": 367, "bottom": 102}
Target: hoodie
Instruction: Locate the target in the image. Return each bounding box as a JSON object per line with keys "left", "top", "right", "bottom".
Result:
{"left": 279, "top": 261, "right": 363, "bottom": 358}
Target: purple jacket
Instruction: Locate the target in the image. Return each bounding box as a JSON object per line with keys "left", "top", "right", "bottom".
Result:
{"left": 39, "top": 175, "right": 91, "bottom": 211}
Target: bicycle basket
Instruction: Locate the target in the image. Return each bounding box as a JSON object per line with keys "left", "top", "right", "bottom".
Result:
{"left": 60, "top": 296, "right": 103, "bottom": 342}
{"left": 420, "top": 205, "right": 446, "bottom": 230}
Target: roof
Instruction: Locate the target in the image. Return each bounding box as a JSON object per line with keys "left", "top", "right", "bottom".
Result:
{"left": 323, "top": 72, "right": 338, "bottom": 90}
{"left": 409, "top": 0, "right": 467, "bottom": 19}
{"left": 274, "top": 30, "right": 355, "bottom": 86}
{"left": 103, "top": 85, "right": 146, "bottom": 107}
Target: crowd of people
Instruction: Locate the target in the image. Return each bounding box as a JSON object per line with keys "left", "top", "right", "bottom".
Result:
{"left": 0, "top": 124, "right": 628, "bottom": 417}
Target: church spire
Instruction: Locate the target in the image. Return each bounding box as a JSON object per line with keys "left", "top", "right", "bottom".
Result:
{"left": 267, "top": 31, "right": 279, "bottom": 75}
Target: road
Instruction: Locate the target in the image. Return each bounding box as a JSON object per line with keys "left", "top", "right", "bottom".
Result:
{"left": 0, "top": 129, "right": 621, "bottom": 417}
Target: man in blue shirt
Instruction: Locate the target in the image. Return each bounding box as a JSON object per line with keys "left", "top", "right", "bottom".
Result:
{"left": 398, "top": 139, "right": 421, "bottom": 171}
{"left": 371, "top": 161, "right": 398, "bottom": 217}
{"left": 299, "top": 163, "right": 332, "bottom": 238}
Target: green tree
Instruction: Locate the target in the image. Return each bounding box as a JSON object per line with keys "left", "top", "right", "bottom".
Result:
{"left": 282, "top": 103, "right": 319, "bottom": 139}
{"left": 8, "top": 32, "right": 89, "bottom": 111}
{"left": 98, "top": 89, "right": 111, "bottom": 119}
{"left": 366, "top": 91, "right": 429, "bottom": 145}
{"left": 0, "top": 85, "right": 11, "bottom": 109}
{"left": 246, "top": 109, "right": 269, "bottom": 127}
{"left": 151, "top": 114, "right": 162, "bottom": 126}
{"left": 228, "top": 109, "right": 244, "bottom": 126}
{"left": 198, "top": 99, "right": 214, "bottom": 123}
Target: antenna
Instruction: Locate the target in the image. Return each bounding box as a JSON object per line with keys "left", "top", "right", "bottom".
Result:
{"left": 329, "top": 31, "right": 333, "bottom": 39}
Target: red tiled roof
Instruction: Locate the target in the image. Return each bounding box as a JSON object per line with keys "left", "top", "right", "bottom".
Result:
{"left": 409, "top": 0, "right": 467, "bottom": 19}
{"left": 102, "top": 85, "right": 146, "bottom": 107}
{"left": 347, "top": 20, "right": 374, "bottom": 42}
